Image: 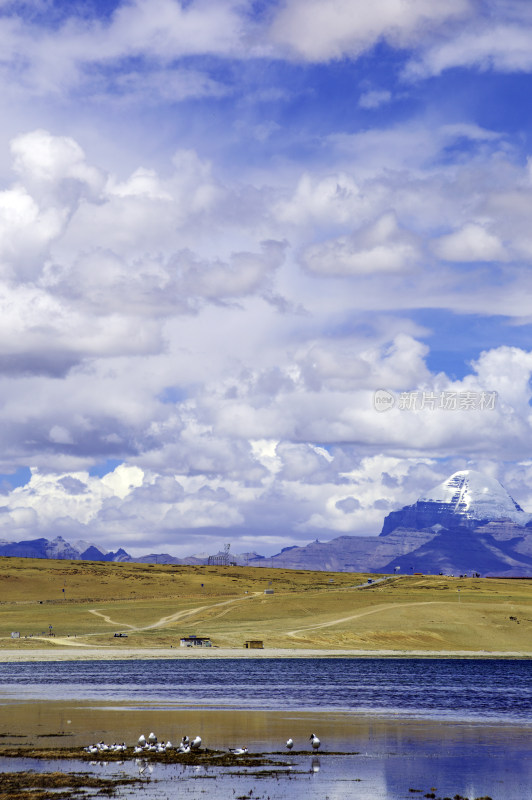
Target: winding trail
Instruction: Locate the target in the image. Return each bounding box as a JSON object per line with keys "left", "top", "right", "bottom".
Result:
{"left": 5, "top": 593, "right": 263, "bottom": 649}
{"left": 138, "top": 595, "right": 255, "bottom": 631}
{"left": 285, "top": 600, "right": 452, "bottom": 639}
{"left": 88, "top": 609, "right": 137, "bottom": 629}
{"left": 73, "top": 594, "right": 259, "bottom": 641}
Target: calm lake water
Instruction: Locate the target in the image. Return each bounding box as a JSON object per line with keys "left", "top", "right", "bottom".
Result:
{"left": 0, "top": 657, "right": 530, "bottom": 722}
{"left": 0, "top": 658, "right": 530, "bottom": 800}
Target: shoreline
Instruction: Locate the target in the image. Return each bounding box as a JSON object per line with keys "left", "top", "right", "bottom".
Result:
{"left": 0, "top": 646, "right": 530, "bottom": 661}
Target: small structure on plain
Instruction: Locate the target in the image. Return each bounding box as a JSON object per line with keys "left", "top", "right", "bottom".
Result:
{"left": 180, "top": 635, "right": 212, "bottom": 647}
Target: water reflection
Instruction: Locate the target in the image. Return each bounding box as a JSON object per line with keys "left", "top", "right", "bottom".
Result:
{"left": 0, "top": 702, "right": 530, "bottom": 799}
{"left": 0, "top": 748, "right": 530, "bottom": 800}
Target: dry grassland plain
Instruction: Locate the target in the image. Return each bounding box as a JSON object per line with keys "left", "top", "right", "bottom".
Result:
{"left": 0, "top": 557, "right": 531, "bottom": 658}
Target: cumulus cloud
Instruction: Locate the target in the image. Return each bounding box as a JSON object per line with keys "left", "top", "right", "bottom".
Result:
{"left": 1, "top": 3, "right": 532, "bottom": 558}
{"left": 1, "top": 334, "right": 532, "bottom": 552}
{"left": 274, "top": 172, "right": 367, "bottom": 228}
{"left": 433, "top": 223, "right": 507, "bottom": 262}
{"left": 302, "top": 212, "right": 421, "bottom": 276}
{"left": 0, "top": 130, "right": 286, "bottom": 379}
{"left": 11, "top": 130, "right": 103, "bottom": 198}
{"left": 0, "top": 187, "right": 63, "bottom": 280}
{"left": 172, "top": 240, "right": 286, "bottom": 302}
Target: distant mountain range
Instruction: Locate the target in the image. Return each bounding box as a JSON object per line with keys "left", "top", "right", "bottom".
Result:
{"left": 0, "top": 535, "right": 262, "bottom": 568}
{"left": 1, "top": 470, "right": 532, "bottom": 576}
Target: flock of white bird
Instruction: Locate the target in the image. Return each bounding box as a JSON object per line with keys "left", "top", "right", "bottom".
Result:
{"left": 85, "top": 731, "right": 321, "bottom": 757}
{"left": 84, "top": 741, "right": 127, "bottom": 755}
{"left": 84, "top": 732, "right": 202, "bottom": 757}
{"left": 134, "top": 732, "right": 203, "bottom": 754}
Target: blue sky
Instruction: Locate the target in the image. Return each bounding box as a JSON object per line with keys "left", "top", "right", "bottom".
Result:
{"left": 1, "top": 0, "right": 532, "bottom": 557}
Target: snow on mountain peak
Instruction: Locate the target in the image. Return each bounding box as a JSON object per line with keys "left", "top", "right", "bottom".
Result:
{"left": 419, "top": 470, "right": 530, "bottom": 524}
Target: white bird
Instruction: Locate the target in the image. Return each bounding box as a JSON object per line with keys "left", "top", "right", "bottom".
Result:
{"left": 286, "top": 738, "right": 294, "bottom": 751}
{"left": 190, "top": 736, "right": 202, "bottom": 750}
{"left": 148, "top": 732, "right": 157, "bottom": 743}
{"left": 309, "top": 733, "right": 320, "bottom": 752}
{"left": 138, "top": 734, "right": 146, "bottom": 746}
{"left": 181, "top": 735, "right": 190, "bottom": 746}
{"left": 165, "top": 741, "right": 173, "bottom": 750}
{"left": 136, "top": 758, "right": 148, "bottom": 775}
{"left": 178, "top": 743, "right": 191, "bottom": 754}
{"left": 229, "top": 747, "right": 248, "bottom": 755}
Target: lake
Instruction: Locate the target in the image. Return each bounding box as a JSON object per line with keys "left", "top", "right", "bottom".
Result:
{"left": 0, "top": 657, "right": 530, "bottom": 799}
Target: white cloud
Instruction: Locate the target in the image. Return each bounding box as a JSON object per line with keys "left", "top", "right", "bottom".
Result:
{"left": 103, "top": 67, "right": 231, "bottom": 105}
{"left": 269, "top": 0, "right": 471, "bottom": 61}
{"left": 0, "top": 186, "right": 64, "bottom": 279}
{"left": 0, "top": 1, "right": 248, "bottom": 101}
{"left": 433, "top": 223, "right": 507, "bottom": 262}
{"left": 1, "top": 332, "right": 532, "bottom": 552}
{"left": 407, "top": 23, "right": 532, "bottom": 78}
{"left": 1, "top": 28, "right": 532, "bottom": 559}
{"left": 302, "top": 212, "right": 421, "bottom": 276}
{"left": 101, "top": 465, "right": 144, "bottom": 499}
{"left": 274, "top": 172, "right": 368, "bottom": 227}
{"left": 358, "top": 89, "right": 392, "bottom": 109}
{"left": 11, "top": 130, "right": 103, "bottom": 196}
{"left": 95, "top": 0, "right": 245, "bottom": 61}
{"left": 2, "top": 465, "right": 143, "bottom": 529}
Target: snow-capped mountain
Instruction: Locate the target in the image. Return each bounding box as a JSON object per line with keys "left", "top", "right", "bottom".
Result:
{"left": 380, "top": 470, "right": 531, "bottom": 535}
{"left": 261, "top": 470, "right": 532, "bottom": 576}
{"left": 419, "top": 470, "right": 530, "bottom": 525}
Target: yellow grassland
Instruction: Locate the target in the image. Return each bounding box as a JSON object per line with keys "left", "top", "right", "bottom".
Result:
{"left": 0, "top": 557, "right": 531, "bottom": 654}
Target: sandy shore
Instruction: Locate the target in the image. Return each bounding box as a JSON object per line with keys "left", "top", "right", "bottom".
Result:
{"left": 0, "top": 646, "right": 530, "bottom": 661}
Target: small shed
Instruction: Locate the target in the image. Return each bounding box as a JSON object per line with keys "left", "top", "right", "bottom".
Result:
{"left": 244, "top": 640, "right": 264, "bottom": 649}
{"left": 180, "top": 635, "right": 212, "bottom": 648}
{"left": 10, "top": 632, "right": 20, "bottom": 639}
{"left": 264, "top": 588, "right": 274, "bottom": 595}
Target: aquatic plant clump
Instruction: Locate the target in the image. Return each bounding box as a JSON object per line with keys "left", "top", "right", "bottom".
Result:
{"left": 0, "top": 770, "right": 141, "bottom": 800}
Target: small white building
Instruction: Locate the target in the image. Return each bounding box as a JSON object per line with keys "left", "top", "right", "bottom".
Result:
{"left": 180, "top": 635, "right": 211, "bottom": 648}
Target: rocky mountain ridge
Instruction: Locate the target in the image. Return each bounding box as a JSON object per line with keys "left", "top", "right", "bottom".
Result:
{"left": 381, "top": 470, "right": 531, "bottom": 534}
